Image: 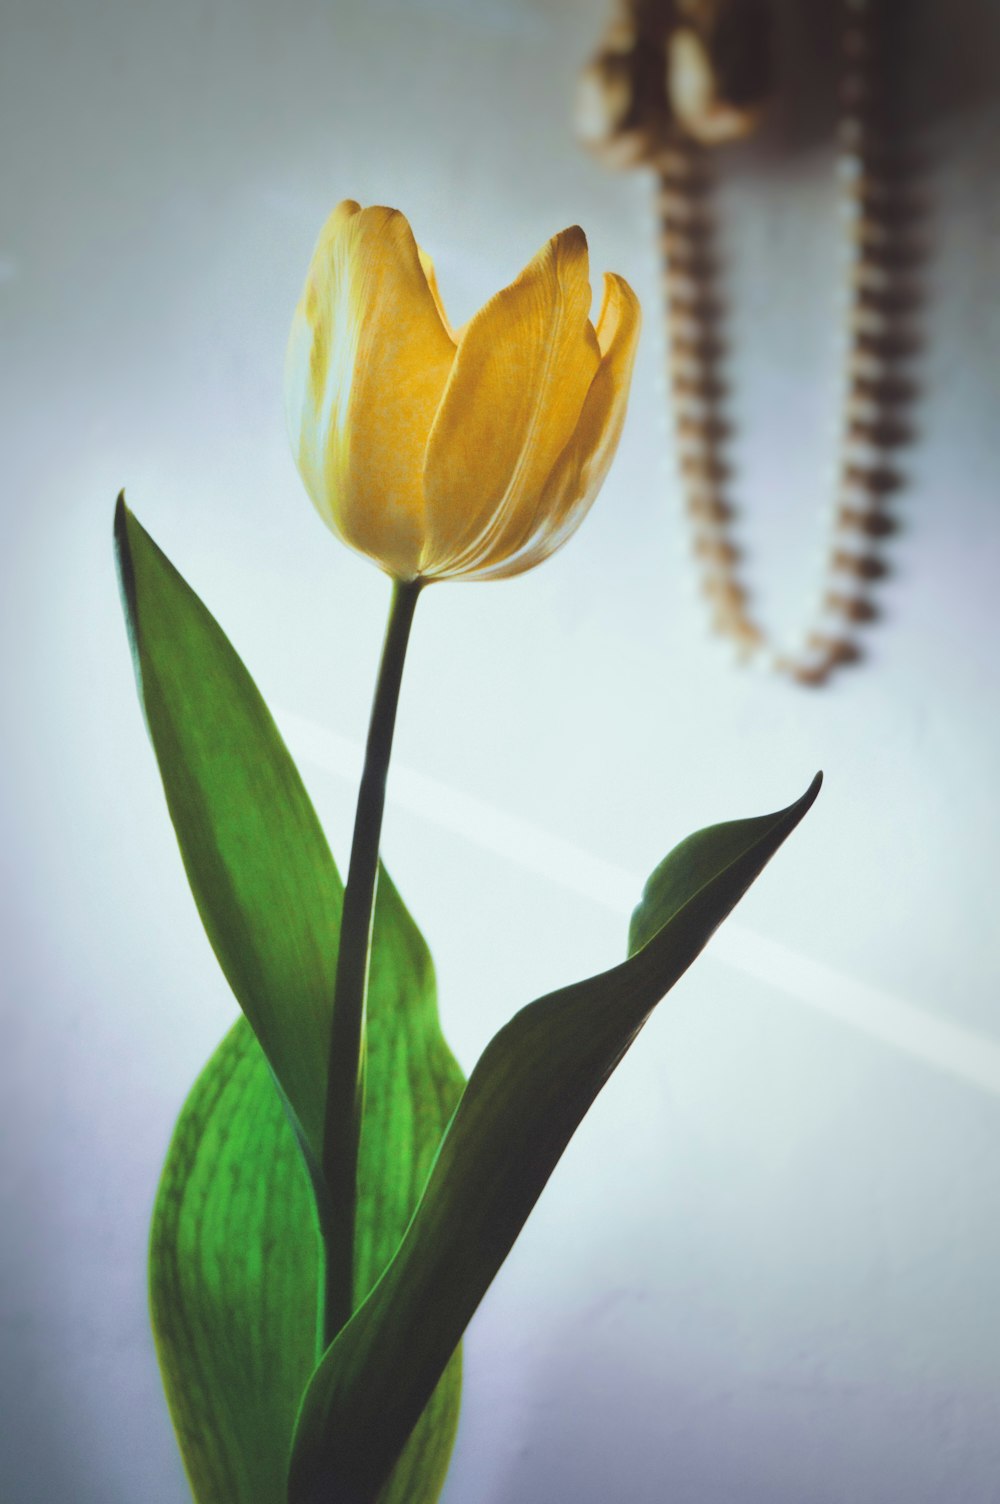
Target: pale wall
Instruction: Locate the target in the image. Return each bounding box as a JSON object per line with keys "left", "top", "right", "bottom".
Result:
{"left": 2, "top": 1, "right": 999, "bottom": 1500}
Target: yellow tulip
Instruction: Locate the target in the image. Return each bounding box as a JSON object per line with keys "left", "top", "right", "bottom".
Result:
{"left": 285, "top": 200, "right": 640, "bottom": 582}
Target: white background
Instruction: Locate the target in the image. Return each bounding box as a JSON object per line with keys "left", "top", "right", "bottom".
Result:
{"left": 2, "top": 0, "right": 999, "bottom": 1500}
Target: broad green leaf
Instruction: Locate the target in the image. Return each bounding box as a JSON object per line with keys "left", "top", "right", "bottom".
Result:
{"left": 358, "top": 870, "right": 464, "bottom": 1504}
{"left": 115, "top": 497, "right": 339, "bottom": 1161}
{"left": 150, "top": 1019, "right": 319, "bottom": 1504}
{"left": 151, "top": 874, "right": 463, "bottom": 1504}
{"left": 117, "top": 497, "right": 464, "bottom": 1501}
{"left": 289, "top": 774, "right": 822, "bottom": 1504}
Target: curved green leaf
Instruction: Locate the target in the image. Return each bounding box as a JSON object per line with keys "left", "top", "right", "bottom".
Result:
{"left": 289, "top": 774, "right": 822, "bottom": 1504}
{"left": 118, "top": 497, "right": 464, "bottom": 1501}
{"left": 150, "top": 1020, "right": 319, "bottom": 1504}
{"left": 115, "top": 497, "right": 338, "bottom": 1161}
{"left": 151, "top": 875, "right": 463, "bottom": 1504}
{"left": 359, "top": 871, "right": 464, "bottom": 1504}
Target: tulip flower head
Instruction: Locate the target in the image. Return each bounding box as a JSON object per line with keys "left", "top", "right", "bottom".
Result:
{"left": 286, "top": 201, "right": 640, "bottom": 582}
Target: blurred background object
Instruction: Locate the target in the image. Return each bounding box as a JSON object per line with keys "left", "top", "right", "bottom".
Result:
{"left": 578, "top": 0, "right": 923, "bottom": 685}
{"left": 577, "top": 0, "right": 771, "bottom": 160}
{"left": 1, "top": 1, "right": 998, "bottom": 1501}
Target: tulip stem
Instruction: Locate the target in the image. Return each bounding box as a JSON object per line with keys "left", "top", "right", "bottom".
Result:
{"left": 321, "top": 575, "right": 422, "bottom": 1350}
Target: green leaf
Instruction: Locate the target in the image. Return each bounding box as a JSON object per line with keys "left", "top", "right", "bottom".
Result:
{"left": 288, "top": 774, "right": 822, "bottom": 1504}
{"left": 150, "top": 876, "right": 463, "bottom": 1504}
{"left": 115, "top": 496, "right": 339, "bottom": 1163}
{"left": 357, "top": 869, "right": 465, "bottom": 1504}
{"left": 118, "top": 497, "right": 464, "bottom": 1502}
{"left": 150, "top": 1020, "right": 319, "bottom": 1504}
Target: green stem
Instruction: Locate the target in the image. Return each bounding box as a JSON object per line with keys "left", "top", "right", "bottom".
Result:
{"left": 321, "top": 576, "right": 422, "bottom": 1349}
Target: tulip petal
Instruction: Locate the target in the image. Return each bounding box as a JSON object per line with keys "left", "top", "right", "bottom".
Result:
{"left": 286, "top": 202, "right": 456, "bottom": 580}
{"left": 464, "top": 273, "right": 641, "bottom": 581}
{"left": 417, "top": 246, "right": 457, "bottom": 343}
{"left": 421, "top": 227, "right": 601, "bottom": 578}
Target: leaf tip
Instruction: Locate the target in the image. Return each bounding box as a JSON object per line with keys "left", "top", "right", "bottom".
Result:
{"left": 113, "top": 491, "right": 147, "bottom": 701}
{"left": 803, "top": 769, "right": 823, "bottom": 806}
{"left": 113, "top": 488, "right": 130, "bottom": 539}
{"left": 114, "top": 488, "right": 135, "bottom": 589}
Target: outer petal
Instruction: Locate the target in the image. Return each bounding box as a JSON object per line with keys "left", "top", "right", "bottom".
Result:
{"left": 417, "top": 246, "right": 456, "bottom": 342}
{"left": 462, "top": 273, "right": 641, "bottom": 582}
{"left": 285, "top": 202, "right": 456, "bottom": 580}
{"left": 421, "top": 227, "right": 601, "bottom": 578}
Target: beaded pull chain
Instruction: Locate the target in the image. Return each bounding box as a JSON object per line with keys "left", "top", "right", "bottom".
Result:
{"left": 578, "top": 0, "right": 918, "bottom": 685}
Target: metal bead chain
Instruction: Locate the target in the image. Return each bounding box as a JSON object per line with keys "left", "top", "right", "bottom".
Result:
{"left": 661, "top": 0, "right": 913, "bottom": 685}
